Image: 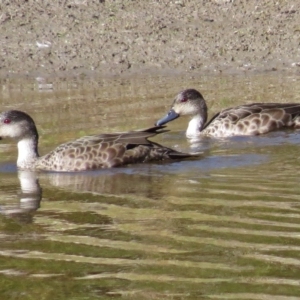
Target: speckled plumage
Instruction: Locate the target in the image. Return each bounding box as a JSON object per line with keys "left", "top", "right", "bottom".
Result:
{"left": 156, "top": 89, "right": 300, "bottom": 138}
{"left": 0, "top": 110, "right": 197, "bottom": 172}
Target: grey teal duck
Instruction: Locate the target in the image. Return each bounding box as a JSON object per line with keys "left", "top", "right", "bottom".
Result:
{"left": 156, "top": 89, "right": 300, "bottom": 138}
{"left": 0, "top": 110, "right": 198, "bottom": 172}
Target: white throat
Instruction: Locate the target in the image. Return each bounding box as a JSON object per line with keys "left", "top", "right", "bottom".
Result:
{"left": 17, "top": 138, "right": 39, "bottom": 169}
{"left": 186, "top": 115, "right": 205, "bottom": 138}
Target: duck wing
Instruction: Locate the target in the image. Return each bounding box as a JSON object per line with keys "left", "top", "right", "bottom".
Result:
{"left": 37, "top": 126, "right": 198, "bottom": 171}
{"left": 204, "top": 102, "right": 300, "bottom": 129}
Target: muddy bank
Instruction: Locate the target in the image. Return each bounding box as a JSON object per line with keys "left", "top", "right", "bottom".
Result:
{"left": 0, "top": 0, "right": 300, "bottom": 78}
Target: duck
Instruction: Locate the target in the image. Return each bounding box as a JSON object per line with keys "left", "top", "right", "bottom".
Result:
{"left": 0, "top": 110, "right": 198, "bottom": 172}
{"left": 155, "top": 89, "right": 300, "bottom": 138}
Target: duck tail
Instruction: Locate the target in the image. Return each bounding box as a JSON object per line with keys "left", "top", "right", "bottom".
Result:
{"left": 167, "top": 150, "right": 202, "bottom": 159}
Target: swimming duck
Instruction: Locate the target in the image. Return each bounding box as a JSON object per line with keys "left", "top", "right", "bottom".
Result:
{"left": 0, "top": 110, "right": 197, "bottom": 172}
{"left": 156, "top": 89, "right": 300, "bottom": 138}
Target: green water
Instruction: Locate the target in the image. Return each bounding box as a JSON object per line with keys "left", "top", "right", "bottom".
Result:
{"left": 1, "top": 73, "right": 300, "bottom": 299}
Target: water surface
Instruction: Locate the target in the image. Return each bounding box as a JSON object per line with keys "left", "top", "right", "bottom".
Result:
{"left": 1, "top": 73, "right": 300, "bottom": 299}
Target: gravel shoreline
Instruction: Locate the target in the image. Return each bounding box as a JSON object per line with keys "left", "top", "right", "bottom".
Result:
{"left": 1, "top": 0, "right": 300, "bottom": 78}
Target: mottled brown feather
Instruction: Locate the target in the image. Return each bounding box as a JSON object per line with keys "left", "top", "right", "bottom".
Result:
{"left": 204, "top": 103, "right": 300, "bottom": 136}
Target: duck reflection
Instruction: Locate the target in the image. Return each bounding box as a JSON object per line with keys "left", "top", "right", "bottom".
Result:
{"left": 45, "top": 165, "right": 166, "bottom": 200}
{"left": 0, "top": 170, "right": 42, "bottom": 223}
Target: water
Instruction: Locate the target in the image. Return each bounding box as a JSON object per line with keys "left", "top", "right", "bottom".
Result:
{"left": 1, "top": 73, "right": 300, "bottom": 299}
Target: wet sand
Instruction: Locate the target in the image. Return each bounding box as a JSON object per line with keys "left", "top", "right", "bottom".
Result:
{"left": 1, "top": 0, "right": 300, "bottom": 78}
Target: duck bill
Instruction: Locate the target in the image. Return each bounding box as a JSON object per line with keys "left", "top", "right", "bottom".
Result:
{"left": 155, "top": 108, "right": 180, "bottom": 126}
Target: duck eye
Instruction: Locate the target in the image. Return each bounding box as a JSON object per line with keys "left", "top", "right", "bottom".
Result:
{"left": 180, "top": 97, "right": 188, "bottom": 103}
{"left": 4, "top": 118, "right": 11, "bottom": 124}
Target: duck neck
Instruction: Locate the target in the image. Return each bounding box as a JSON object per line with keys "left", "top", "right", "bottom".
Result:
{"left": 17, "top": 136, "right": 39, "bottom": 169}
{"left": 186, "top": 114, "right": 206, "bottom": 138}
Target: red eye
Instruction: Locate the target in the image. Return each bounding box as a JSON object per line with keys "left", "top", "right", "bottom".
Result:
{"left": 4, "top": 118, "right": 11, "bottom": 124}
{"left": 180, "top": 97, "right": 188, "bottom": 103}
